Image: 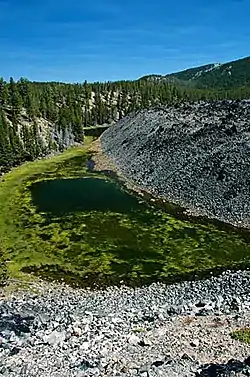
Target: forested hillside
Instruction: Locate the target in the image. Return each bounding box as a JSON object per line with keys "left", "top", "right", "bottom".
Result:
{"left": 142, "top": 56, "right": 250, "bottom": 90}
{"left": 1, "top": 71, "right": 250, "bottom": 174}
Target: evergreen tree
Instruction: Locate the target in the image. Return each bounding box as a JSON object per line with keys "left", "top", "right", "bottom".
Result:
{"left": 0, "top": 71, "right": 250, "bottom": 173}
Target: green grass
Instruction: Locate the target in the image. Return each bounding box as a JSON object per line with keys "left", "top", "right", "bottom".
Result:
{"left": 0, "top": 143, "right": 93, "bottom": 283}
{"left": 1, "top": 139, "right": 250, "bottom": 287}
{"left": 231, "top": 328, "right": 250, "bottom": 344}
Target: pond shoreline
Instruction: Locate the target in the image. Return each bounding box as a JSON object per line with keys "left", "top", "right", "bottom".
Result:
{"left": 2, "top": 139, "right": 250, "bottom": 290}
{"left": 91, "top": 138, "right": 250, "bottom": 237}
{"left": 100, "top": 101, "right": 250, "bottom": 230}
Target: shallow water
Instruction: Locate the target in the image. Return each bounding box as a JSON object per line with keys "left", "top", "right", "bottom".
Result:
{"left": 23, "top": 175, "right": 250, "bottom": 287}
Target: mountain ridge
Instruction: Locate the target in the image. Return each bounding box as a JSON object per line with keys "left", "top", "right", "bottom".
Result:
{"left": 140, "top": 56, "right": 250, "bottom": 89}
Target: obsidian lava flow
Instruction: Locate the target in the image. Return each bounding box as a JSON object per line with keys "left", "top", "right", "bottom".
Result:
{"left": 101, "top": 100, "right": 250, "bottom": 227}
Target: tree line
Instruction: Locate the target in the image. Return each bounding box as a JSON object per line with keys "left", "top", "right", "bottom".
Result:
{"left": 1, "top": 76, "right": 250, "bottom": 173}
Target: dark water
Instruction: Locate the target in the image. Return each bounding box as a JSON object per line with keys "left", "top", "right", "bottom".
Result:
{"left": 25, "top": 176, "right": 250, "bottom": 288}
{"left": 31, "top": 178, "right": 142, "bottom": 214}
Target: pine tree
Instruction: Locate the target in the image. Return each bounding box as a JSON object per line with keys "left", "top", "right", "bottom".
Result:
{"left": 9, "top": 77, "right": 23, "bottom": 124}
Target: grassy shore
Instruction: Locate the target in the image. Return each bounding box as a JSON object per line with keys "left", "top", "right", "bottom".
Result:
{"left": 0, "top": 137, "right": 97, "bottom": 280}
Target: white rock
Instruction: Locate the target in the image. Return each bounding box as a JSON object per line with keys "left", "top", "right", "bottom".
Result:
{"left": 72, "top": 326, "right": 82, "bottom": 337}
{"left": 43, "top": 330, "right": 66, "bottom": 347}
{"left": 80, "top": 341, "right": 90, "bottom": 350}
{"left": 128, "top": 334, "right": 140, "bottom": 345}
{"left": 190, "top": 339, "right": 199, "bottom": 347}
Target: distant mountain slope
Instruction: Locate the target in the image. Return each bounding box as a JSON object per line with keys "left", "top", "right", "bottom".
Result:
{"left": 141, "top": 56, "right": 250, "bottom": 89}
{"left": 167, "top": 63, "right": 222, "bottom": 86}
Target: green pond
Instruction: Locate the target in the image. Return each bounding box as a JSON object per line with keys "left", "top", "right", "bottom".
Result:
{"left": 31, "top": 178, "right": 143, "bottom": 215}
{"left": 1, "top": 147, "right": 250, "bottom": 287}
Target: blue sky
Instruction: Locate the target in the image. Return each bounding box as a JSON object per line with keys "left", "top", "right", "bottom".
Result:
{"left": 0, "top": 0, "right": 249, "bottom": 82}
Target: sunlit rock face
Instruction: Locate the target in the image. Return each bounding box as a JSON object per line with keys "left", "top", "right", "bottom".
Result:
{"left": 101, "top": 100, "right": 250, "bottom": 227}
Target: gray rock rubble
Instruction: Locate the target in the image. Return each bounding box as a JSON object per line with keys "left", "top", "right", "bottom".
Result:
{"left": 1, "top": 270, "right": 250, "bottom": 376}
{"left": 101, "top": 100, "right": 250, "bottom": 227}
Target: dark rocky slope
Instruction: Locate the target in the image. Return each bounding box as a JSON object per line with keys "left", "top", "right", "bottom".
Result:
{"left": 101, "top": 100, "right": 250, "bottom": 227}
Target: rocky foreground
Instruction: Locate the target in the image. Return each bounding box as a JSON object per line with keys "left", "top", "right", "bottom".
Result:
{"left": 101, "top": 100, "right": 250, "bottom": 228}
{"left": 1, "top": 271, "right": 250, "bottom": 376}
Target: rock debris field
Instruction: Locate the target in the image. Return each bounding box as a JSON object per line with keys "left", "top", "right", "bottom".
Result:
{"left": 101, "top": 100, "right": 250, "bottom": 227}
{"left": 1, "top": 271, "right": 250, "bottom": 376}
